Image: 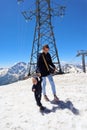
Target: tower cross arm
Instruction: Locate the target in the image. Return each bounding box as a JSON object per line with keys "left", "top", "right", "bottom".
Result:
{"left": 17, "top": 0, "right": 24, "bottom": 4}
{"left": 22, "top": 10, "right": 36, "bottom": 21}
{"left": 76, "top": 50, "right": 87, "bottom": 57}
{"left": 76, "top": 53, "right": 80, "bottom": 57}
{"left": 51, "top": 5, "right": 66, "bottom": 17}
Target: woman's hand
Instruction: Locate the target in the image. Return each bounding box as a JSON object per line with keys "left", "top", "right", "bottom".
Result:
{"left": 32, "top": 89, "right": 36, "bottom": 92}
{"left": 37, "top": 73, "right": 41, "bottom": 77}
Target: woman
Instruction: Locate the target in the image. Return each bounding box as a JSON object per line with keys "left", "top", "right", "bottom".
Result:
{"left": 37, "top": 44, "right": 59, "bottom": 101}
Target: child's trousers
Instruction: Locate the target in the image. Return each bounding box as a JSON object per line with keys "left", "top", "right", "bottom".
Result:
{"left": 34, "top": 93, "right": 42, "bottom": 107}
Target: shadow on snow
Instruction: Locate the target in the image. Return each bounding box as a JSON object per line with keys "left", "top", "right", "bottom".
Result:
{"left": 41, "top": 100, "right": 80, "bottom": 115}
{"left": 51, "top": 100, "right": 80, "bottom": 115}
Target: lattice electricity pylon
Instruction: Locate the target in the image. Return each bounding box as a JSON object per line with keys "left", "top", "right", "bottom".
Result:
{"left": 76, "top": 50, "right": 87, "bottom": 73}
{"left": 18, "top": 0, "right": 66, "bottom": 75}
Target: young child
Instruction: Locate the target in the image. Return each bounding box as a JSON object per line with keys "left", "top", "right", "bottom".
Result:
{"left": 32, "top": 76, "right": 45, "bottom": 111}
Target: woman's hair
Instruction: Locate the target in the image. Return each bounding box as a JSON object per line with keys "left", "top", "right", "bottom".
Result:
{"left": 42, "top": 44, "right": 49, "bottom": 50}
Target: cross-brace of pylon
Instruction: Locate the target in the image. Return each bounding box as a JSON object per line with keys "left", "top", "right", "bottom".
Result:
{"left": 22, "top": 4, "right": 65, "bottom": 21}
{"left": 18, "top": 0, "right": 66, "bottom": 75}
{"left": 76, "top": 50, "right": 87, "bottom": 73}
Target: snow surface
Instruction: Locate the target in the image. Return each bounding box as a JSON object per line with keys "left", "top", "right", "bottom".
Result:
{"left": 0, "top": 73, "right": 87, "bottom": 130}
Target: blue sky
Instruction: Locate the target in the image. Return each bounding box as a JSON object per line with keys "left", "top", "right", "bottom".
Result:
{"left": 0, "top": 0, "right": 87, "bottom": 67}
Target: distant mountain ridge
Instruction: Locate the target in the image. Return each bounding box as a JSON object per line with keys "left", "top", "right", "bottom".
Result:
{"left": 0, "top": 62, "right": 86, "bottom": 86}
{"left": 62, "top": 64, "right": 83, "bottom": 73}
{"left": 0, "top": 62, "right": 27, "bottom": 86}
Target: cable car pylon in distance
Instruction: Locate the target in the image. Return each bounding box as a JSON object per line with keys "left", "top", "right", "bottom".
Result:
{"left": 76, "top": 50, "right": 87, "bottom": 73}
{"left": 18, "top": 0, "right": 66, "bottom": 76}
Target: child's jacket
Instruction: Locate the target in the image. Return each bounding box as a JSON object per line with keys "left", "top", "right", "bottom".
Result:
{"left": 32, "top": 78, "right": 42, "bottom": 95}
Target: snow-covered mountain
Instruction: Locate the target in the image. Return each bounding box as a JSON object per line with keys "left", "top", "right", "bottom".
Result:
{"left": 0, "top": 62, "right": 27, "bottom": 86}
{"left": 62, "top": 64, "right": 83, "bottom": 73}
{"left": 0, "top": 62, "right": 86, "bottom": 86}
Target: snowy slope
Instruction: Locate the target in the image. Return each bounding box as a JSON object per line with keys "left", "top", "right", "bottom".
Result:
{"left": 0, "top": 62, "right": 27, "bottom": 86}
{"left": 0, "top": 73, "right": 87, "bottom": 130}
